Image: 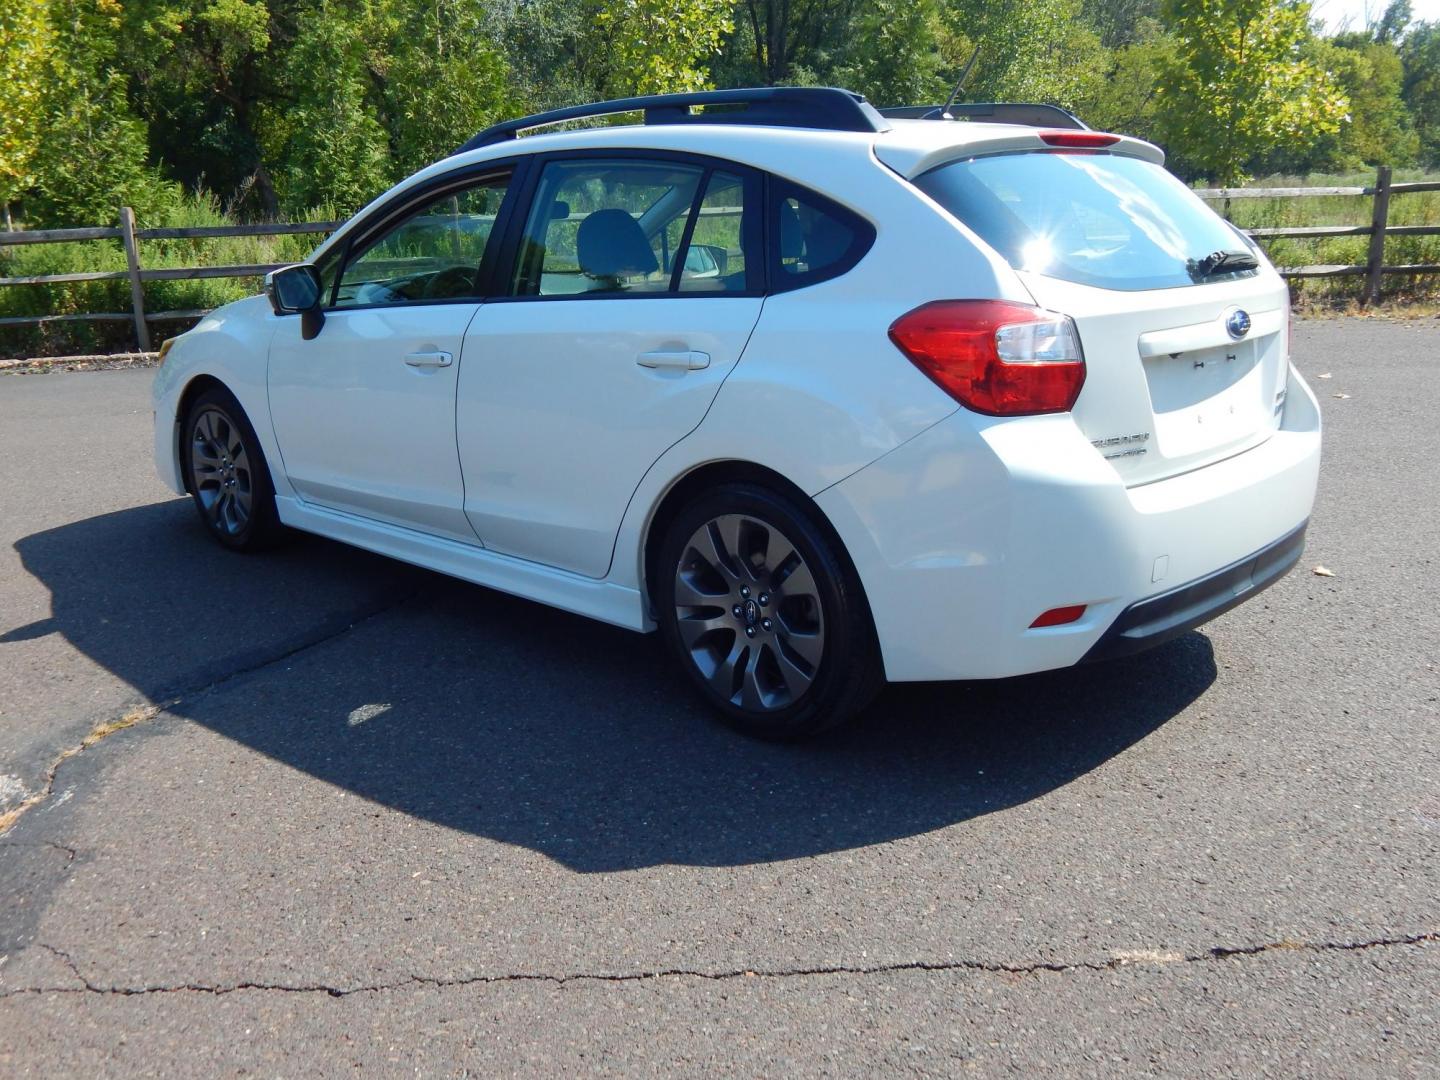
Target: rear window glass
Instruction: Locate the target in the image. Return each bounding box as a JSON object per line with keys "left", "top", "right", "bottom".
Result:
{"left": 914, "top": 152, "right": 1253, "bottom": 291}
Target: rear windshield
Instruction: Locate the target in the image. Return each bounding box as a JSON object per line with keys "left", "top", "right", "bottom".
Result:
{"left": 914, "top": 151, "right": 1252, "bottom": 291}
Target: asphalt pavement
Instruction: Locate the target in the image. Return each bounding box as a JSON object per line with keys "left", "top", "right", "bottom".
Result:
{"left": 0, "top": 319, "right": 1436, "bottom": 1076}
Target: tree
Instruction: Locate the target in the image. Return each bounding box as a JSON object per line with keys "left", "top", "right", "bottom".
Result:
{"left": 27, "top": 0, "right": 183, "bottom": 226}
{"left": 0, "top": 0, "right": 54, "bottom": 226}
{"left": 259, "top": 1, "right": 520, "bottom": 215}
{"left": 1373, "top": 0, "right": 1411, "bottom": 44}
{"left": 1081, "top": 0, "right": 1161, "bottom": 48}
{"left": 942, "top": 0, "right": 1111, "bottom": 109}
{"left": 1077, "top": 29, "right": 1180, "bottom": 142}
{"left": 594, "top": 0, "right": 734, "bottom": 95}
{"left": 119, "top": 0, "right": 288, "bottom": 215}
{"left": 835, "top": 0, "right": 946, "bottom": 106}
{"left": 1401, "top": 21, "right": 1440, "bottom": 165}
{"left": 1156, "top": 0, "right": 1348, "bottom": 183}
{"left": 1297, "top": 37, "right": 1418, "bottom": 170}
{"left": 736, "top": 0, "right": 864, "bottom": 85}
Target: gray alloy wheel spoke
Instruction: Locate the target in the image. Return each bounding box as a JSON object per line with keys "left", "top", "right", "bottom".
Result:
{"left": 191, "top": 437, "right": 222, "bottom": 471}
{"left": 691, "top": 521, "right": 741, "bottom": 583}
{"left": 676, "top": 611, "right": 732, "bottom": 650}
{"left": 778, "top": 624, "right": 824, "bottom": 668}
{"left": 770, "top": 640, "right": 816, "bottom": 697}
{"left": 712, "top": 515, "right": 752, "bottom": 581}
{"left": 739, "top": 645, "right": 767, "bottom": 710}
{"left": 707, "top": 636, "right": 747, "bottom": 698}
{"left": 230, "top": 490, "right": 250, "bottom": 527}
{"left": 760, "top": 529, "right": 798, "bottom": 585}
{"left": 774, "top": 559, "right": 818, "bottom": 602}
{"left": 212, "top": 415, "right": 234, "bottom": 459}
{"left": 674, "top": 574, "right": 724, "bottom": 608}
{"left": 674, "top": 510, "right": 826, "bottom": 713}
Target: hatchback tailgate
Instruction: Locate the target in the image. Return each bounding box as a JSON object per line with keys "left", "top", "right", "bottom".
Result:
{"left": 1020, "top": 272, "right": 1291, "bottom": 485}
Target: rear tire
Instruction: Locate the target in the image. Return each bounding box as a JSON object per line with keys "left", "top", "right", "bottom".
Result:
{"left": 181, "top": 386, "right": 284, "bottom": 552}
{"left": 655, "top": 483, "right": 883, "bottom": 740}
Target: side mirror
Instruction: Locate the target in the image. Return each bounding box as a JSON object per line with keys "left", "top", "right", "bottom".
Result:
{"left": 265, "top": 263, "right": 326, "bottom": 340}
{"left": 686, "top": 244, "right": 728, "bottom": 276}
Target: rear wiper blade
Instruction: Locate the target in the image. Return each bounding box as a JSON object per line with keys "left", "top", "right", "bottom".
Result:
{"left": 1192, "top": 249, "right": 1259, "bottom": 278}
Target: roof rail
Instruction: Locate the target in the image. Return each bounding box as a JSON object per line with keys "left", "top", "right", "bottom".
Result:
{"left": 878, "top": 102, "right": 1089, "bottom": 130}
{"left": 456, "top": 87, "right": 891, "bottom": 154}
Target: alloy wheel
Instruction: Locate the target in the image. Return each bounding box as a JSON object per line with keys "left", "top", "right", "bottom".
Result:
{"left": 189, "top": 406, "right": 254, "bottom": 537}
{"left": 673, "top": 513, "right": 826, "bottom": 711}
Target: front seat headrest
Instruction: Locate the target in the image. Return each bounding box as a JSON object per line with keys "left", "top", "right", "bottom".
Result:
{"left": 576, "top": 209, "right": 659, "bottom": 279}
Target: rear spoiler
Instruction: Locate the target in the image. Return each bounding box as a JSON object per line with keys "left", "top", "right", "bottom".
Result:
{"left": 878, "top": 103, "right": 1088, "bottom": 130}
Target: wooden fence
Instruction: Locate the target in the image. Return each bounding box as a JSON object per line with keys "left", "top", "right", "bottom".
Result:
{"left": 2, "top": 164, "right": 1439, "bottom": 352}
{"left": 0, "top": 214, "right": 341, "bottom": 350}
{"left": 1195, "top": 167, "right": 1440, "bottom": 304}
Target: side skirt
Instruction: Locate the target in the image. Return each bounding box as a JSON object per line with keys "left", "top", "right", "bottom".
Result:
{"left": 276, "top": 496, "right": 652, "bottom": 632}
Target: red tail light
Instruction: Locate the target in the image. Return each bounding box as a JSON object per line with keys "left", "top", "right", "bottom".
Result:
{"left": 1039, "top": 131, "right": 1121, "bottom": 148}
{"left": 888, "top": 300, "right": 1086, "bottom": 416}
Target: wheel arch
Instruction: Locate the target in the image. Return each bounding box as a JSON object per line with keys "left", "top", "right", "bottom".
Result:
{"left": 173, "top": 373, "right": 231, "bottom": 494}
{"left": 639, "top": 459, "right": 875, "bottom": 633}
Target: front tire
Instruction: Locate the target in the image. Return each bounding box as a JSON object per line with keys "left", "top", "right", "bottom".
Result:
{"left": 655, "top": 483, "right": 883, "bottom": 740}
{"left": 181, "top": 386, "right": 284, "bottom": 551}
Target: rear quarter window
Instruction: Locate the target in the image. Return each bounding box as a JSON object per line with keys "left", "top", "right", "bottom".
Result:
{"left": 914, "top": 151, "right": 1254, "bottom": 292}
{"left": 769, "top": 181, "right": 874, "bottom": 292}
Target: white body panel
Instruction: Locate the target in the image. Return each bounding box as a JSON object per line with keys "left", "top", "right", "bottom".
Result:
{"left": 816, "top": 364, "right": 1320, "bottom": 681}
{"left": 456, "top": 297, "right": 764, "bottom": 578}
{"left": 154, "top": 114, "right": 1322, "bottom": 685}
{"left": 268, "top": 304, "right": 482, "bottom": 544}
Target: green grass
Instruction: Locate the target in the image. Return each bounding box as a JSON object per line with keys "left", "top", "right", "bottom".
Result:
{"left": 1201, "top": 169, "right": 1440, "bottom": 309}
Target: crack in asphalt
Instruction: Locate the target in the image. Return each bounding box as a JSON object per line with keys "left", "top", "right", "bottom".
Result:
{"left": 7, "top": 932, "right": 1433, "bottom": 1001}
{"left": 0, "top": 590, "right": 422, "bottom": 837}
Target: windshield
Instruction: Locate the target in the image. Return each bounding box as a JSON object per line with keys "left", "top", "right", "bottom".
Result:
{"left": 915, "top": 151, "right": 1255, "bottom": 291}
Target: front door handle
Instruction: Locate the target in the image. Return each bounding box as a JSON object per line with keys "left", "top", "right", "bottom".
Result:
{"left": 404, "top": 350, "right": 453, "bottom": 368}
{"left": 636, "top": 349, "right": 710, "bottom": 371}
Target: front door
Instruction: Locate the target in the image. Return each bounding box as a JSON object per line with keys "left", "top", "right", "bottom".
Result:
{"left": 268, "top": 169, "right": 513, "bottom": 543}
{"left": 457, "top": 157, "right": 764, "bottom": 578}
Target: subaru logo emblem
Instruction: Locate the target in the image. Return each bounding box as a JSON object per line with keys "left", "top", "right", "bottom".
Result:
{"left": 1225, "top": 309, "right": 1251, "bottom": 340}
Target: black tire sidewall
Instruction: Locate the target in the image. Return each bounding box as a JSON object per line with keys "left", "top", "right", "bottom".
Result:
{"left": 181, "top": 386, "right": 281, "bottom": 551}
{"left": 655, "top": 483, "right": 880, "bottom": 739}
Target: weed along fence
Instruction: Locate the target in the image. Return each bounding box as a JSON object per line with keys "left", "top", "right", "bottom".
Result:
{"left": 2, "top": 166, "right": 1439, "bottom": 355}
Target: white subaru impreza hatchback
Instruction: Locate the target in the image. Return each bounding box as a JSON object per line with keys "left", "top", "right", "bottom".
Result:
{"left": 153, "top": 87, "right": 1321, "bottom": 738}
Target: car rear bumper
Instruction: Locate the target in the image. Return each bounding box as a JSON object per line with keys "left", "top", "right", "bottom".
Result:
{"left": 1080, "top": 520, "right": 1307, "bottom": 663}
{"left": 815, "top": 364, "right": 1322, "bottom": 682}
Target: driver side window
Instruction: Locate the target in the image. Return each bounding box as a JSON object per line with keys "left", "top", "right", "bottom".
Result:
{"left": 332, "top": 172, "right": 511, "bottom": 309}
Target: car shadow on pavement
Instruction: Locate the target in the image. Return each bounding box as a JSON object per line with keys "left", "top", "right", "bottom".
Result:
{"left": 11, "top": 501, "right": 1217, "bottom": 872}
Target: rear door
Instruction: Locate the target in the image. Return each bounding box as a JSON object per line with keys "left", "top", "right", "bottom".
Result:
{"left": 915, "top": 150, "right": 1289, "bottom": 485}
{"left": 456, "top": 155, "right": 764, "bottom": 578}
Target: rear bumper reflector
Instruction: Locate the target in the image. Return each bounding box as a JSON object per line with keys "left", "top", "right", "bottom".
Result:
{"left": 1081, "top": 521, "right": 1308, "bottom": 663}
{"left": 1031, "top": 604, "right": 1087, "bottom": 628}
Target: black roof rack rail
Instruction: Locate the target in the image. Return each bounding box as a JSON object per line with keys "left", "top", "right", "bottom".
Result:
{"left": 456, "top": 87, "right": 891, "bottom": 154}
{"left": 878, "top": 102, "right": 1088, "bottom": 130}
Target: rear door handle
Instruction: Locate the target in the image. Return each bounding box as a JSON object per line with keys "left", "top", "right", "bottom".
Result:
{"left": 636, "top": 349, "right": 710, "bottom": 371}
{"left": 404, "top": 350, "right": 453, "bottom": 368}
